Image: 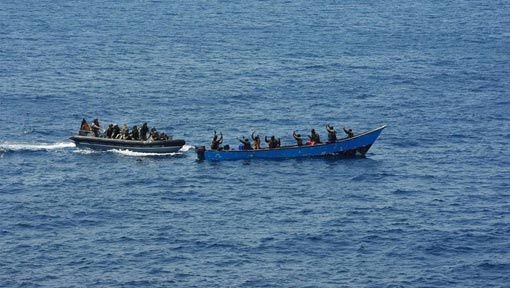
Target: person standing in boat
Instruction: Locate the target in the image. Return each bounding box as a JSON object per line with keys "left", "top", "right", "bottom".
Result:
{"left": 91, "top": 119, "right": 101, "bottom": 137}
{"left": 251, "top": 131, "right": 261, "bottom": 150}
{"left": 343, "top": 127, "right": 354, "bottom": 138}
{"left": 265, "top": 135, "right": 279, "bottom": 149}
{"left": 111, "top": 124, "right": 120, "bottom": 139}
{"left": 308, "top": 129, "right": 320, "bottom": 145}
{"left": 139, "top": 122, "right": 149, "bottom": 141}
{"left": 211, "top": 131, "right": 223, "bottom": 150}
{"left": 238, "top": 136, "right": 253, "bottom": 150}
{"left": 292, "top": 131, "right": 303, "bottom": 146}
{"left": 326, "top": 124, "right": 337, "bottom": 142}
{"left": 131, "top": 125, "right": 139, "bottom": 140}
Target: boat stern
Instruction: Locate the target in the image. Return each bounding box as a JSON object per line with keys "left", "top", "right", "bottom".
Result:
{"left": 196, "top": 146, "right": 206, "bottom": 160}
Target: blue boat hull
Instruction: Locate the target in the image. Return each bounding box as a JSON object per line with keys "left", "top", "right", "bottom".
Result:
{"left": 196, "top": 125, "right": 386, "bottom": 161}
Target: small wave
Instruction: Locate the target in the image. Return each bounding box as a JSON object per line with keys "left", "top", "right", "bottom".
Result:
{"left": 179, "top": 145, "right": 194, "bottom": 152}
{"left": 0, "top": 142, "right": 75, "bottom": 152}
{"left": 73, "top": 149, "right": 97, "bottom": 155}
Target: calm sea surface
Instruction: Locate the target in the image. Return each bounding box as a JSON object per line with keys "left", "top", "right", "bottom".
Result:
{"left": 1, "top": 1, "right": 509, "bottom": 287}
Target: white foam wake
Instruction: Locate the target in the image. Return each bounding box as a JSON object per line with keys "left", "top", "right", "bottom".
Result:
{"left": 0, "top": 142, "right": 75, "bottom": 152}
{"left": 179, "top": 145, "right": 195, "bottom": 152}
{"left": 108, "top": 145, "right": 194, "bottom": 157}
{"left": 109, "top": 149, "right": 179, "bottom": 157}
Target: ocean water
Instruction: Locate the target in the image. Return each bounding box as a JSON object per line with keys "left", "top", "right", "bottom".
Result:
{"left": 1, "top": 1, "right": 509, "bottom": 287}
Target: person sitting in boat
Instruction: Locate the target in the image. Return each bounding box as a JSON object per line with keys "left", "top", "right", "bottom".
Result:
{"left": 131, "top": 125, "right": 139, "bottom": 140}
{"left": 159, "top": 132, "right": 170, "bottom": 140}
{"left": 326, "top": 124, "right": 337, "bottom": 142}
{"left": 120, "top": 124, "right": 132, "bottom": 140}
{"left": 292, "top": 131, "right": 303, "bottom": 146}
{"left": 91, "top": 118, "right": 101, "bottom": 137}
{"left": 105, "top": 124, "right": 114, "bottom": 138}
{"left": 307, "top": 129, "right": 321, "bottom": 145}
{"left": 111, "top": 124, "right": 120, "bottom": 139}
{"left": 118, "top": 124, "right": 128, "bottom": 139}
{"left": 251, "top": 131, "right": 261, "bottom": 150}
{"left": 138, "top": 122, "right": 148, "bottom": 141}
{"left": 238, "top": 136, "right": 252, "bottom": 150}
{"left": 211, "top": 131, "right": 223, "bottom": 150}
{"left": 149, "top": 127, "right": 160, "bottom": 141}
{"left": 343, "top": 127, "right": 354, "bottom": 138}
{"left": 265, "top": 135, "right": 279, "bottom": 149}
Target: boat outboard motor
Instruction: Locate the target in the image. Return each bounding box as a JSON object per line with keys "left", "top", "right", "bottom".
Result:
{"left": 196, "top": 146, "right": 206, "bottom": 160}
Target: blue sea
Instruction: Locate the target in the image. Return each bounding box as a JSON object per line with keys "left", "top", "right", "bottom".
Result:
{"left": 1, "top": 1, "right": 509, "bottom": 287}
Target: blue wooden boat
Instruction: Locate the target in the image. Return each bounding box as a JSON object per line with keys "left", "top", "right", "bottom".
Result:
{"left": 196, "top": 125, "right": 386, "bottom": 161}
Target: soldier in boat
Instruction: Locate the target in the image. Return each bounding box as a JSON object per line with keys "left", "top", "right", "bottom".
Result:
{"left": 121, "top": 124, "right": 132, "bottom": 140}
{"left": 211, "top": 131, "right": 223, "bottom": 150}
{"left": 91, "top": 119, "right": 101, "bottom": 137}
{"left": 119, "top": 124, "right": 129, "bottom": 139}
{"left": 131, "top": 125, "right": 139, "bottom": 140}
{"left": 326, "top": 124, "right": 337, "bottom": 142}
{"left": 105, "top": 124, "right": 114, "bottom": 138}
{"left": 149, "top": 127, "right": 160, "bottom": 141}
{"left": 140, "top": 122, "right": 149, "bottom": 141}
{"left": 111, "top": 124, "right": 120, "bottom": 139}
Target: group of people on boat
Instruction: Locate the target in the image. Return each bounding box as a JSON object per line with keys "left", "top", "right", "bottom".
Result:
{"left": 210, "top": 125, "right": 355, "bottom": 151}
{"left": 80, "top": 118, "right": 171, "bottom": 141}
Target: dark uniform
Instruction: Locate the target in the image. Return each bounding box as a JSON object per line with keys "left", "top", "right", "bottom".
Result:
{"left": 140, "top": 122, "right": 149, "bottom": 141}
{"left": 265, "top": 136, "right": 279, "bottom": 149}
{"left": 91, "top": 119, "right": 101, "bottom": 137}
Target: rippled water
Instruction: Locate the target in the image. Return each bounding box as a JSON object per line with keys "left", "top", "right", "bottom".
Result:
{"left": 1, "top": 1, "right": 509, "bottom": 287}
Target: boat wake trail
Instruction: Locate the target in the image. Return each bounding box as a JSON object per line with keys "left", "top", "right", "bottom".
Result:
{"left": 0, "top": 142, "right": 75, "bottom": 152}
{"left": 179, "top": 145, "right": 194, "bottom": 152}
{"left": 108, "top": 145, "right": 194, "bottom": 157}
{"left": 109, "top": 149, "right": 180, "bottom": 157}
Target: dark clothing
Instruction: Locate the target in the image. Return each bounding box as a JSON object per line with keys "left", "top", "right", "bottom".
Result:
{"left": 111, "top": 125, "right": 120, "bottom": 139}
{"left": 105, "top": 125, "right": 113, "bottom": 138}
{"left": 265, "top": 136, "right": 278, "bottom": 149}
{"left": 131, "top": 126, "right": 139, "bottom": 140}
{"left": 140, "top": 123, "right": 149, "bottom": 141}
{"left": 91, "top": 119, "right": 101, "bottom": 137}
{"left": 211, "top": 133, "right": 223, "bottom": 150}
{"left": 239, "top": 137, "right": 252, "bottom": 150}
